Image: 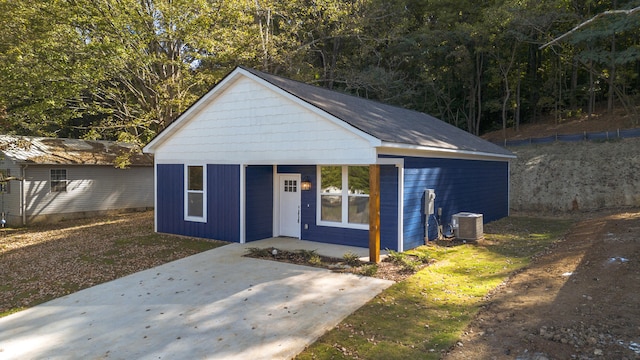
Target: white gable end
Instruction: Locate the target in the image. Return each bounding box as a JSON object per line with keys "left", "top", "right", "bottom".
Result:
{"left": 153, "top": 76, "right": 377, "bottom": 165}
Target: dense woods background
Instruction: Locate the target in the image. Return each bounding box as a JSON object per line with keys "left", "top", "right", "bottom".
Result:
{"left": 1, "top": 0, "right": 639, "bottom": 146}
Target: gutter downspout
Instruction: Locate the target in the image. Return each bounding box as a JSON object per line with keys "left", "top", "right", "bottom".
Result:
{"left": 21, "top": 164, "right": 27, "bottom": 226}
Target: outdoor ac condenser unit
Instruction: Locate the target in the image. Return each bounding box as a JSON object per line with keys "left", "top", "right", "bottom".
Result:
{"left": 452, "top": 212, "right": 483, "bottom": 240}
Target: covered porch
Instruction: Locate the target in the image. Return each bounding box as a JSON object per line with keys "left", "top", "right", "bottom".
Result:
{"left": 243, "top": 163, "right": 401, "bottom": 261}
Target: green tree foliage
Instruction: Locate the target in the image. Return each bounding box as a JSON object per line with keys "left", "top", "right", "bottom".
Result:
{"left": 1, "top": 0, "right": 257, "bottom": 144}
{"left": 0, "top": 0, "right": 639, "bottom": 143}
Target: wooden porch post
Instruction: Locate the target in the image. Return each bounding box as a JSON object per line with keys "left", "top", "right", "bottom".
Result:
{"left": 369, "top": 164, "right": 381, "bottom": 263}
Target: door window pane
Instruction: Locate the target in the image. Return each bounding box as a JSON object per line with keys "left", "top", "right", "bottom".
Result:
{"left": 284, "top": 179, "right": 297, "bottom": 192}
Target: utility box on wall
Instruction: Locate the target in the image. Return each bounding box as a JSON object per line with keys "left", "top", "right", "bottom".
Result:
{"left": 452, "top": 212, "right": 483, "bottom": 240}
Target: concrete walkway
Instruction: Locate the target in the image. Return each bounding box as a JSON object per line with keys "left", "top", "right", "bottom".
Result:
{"left": 0, "top": 239, "right": 393, "bottom": 360}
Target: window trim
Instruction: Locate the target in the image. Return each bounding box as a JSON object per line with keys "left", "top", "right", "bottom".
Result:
{"left": 184, "top": 164, "right": 207, "bottom": 223}
{"left": 316, "top": 165, "right": 370, "bottom": 230}
{"left": 50, "top": 169, "right": 68, "bottom": 193}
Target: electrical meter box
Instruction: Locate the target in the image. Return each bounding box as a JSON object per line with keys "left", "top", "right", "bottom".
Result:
{"left": 452, "top": 212, "right": 483, "bottom": 240}
{"left": 424, "top": 189, "right": 436, "bottom": 215}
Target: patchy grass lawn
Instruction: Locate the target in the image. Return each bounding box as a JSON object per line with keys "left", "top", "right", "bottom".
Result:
{"left": 0, "top": 211, "right": 226, "bottom": 317}
{"left": 295, "top": 216, "right": 573, "bottom": 359}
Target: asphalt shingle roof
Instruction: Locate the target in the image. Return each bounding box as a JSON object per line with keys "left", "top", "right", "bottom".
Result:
{"left": 241, "top": 66, "right": 513, "bottom": 158}
{"left": 0, "top": 135, "right": 153, "bottom": 166}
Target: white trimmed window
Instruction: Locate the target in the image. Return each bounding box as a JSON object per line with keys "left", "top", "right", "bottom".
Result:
{"left": 50, "top": 169, "right": 68, "bottom": 192}
{"left": 318, "top": 165, "right": 369, "bottom": 229}
{"left": 185, "top": 165, "right": 206, "bottom": 222}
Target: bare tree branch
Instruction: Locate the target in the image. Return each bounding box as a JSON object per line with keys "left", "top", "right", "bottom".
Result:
{"left": 540, "top": 6, "right": 640, "bottom": 49}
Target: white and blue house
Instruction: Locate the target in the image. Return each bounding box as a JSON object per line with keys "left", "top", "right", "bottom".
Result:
{"left": 143, "top": 67, "right": 515, "bottom": 251}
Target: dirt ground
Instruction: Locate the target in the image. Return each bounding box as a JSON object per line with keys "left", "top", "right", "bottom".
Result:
{"left": 443, "top": 210, "right": 640, "bottom": 360}
{"left": 0, "top": 211, "right": 224, "bottom": 314}
{"left": 481, "top": 109, "right": 637, "bottom": 142}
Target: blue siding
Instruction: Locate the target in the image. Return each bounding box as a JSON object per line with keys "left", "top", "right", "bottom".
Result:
{"left": 156, "top": 164, "right": 240, "bottom": 242}
{"left": 156, "top": 164, "right": 184, "bottom": 235}
{"left": 380, "top": 165, "right": 399, "bottom": 251}
{"left": 400, "top": 157, "right": 509, "bottom": 250}
{"left": 278, "top": 165, "right": 371, "bottom": 248}
{"left": 246, "top": 166, "right": 273, "bottom": 241}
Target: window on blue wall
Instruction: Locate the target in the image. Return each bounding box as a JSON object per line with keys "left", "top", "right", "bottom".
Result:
{"left": 318, "top": 165, "right": 369, "bottom": 229}
{"left": 185, "top": 165, "right": 206, "bottom": 222}
{"left": 320, "top": 166, "right": 342, "bottom": 222}
{"left": 348, "top": 166, "right": 370, "bottom": 224}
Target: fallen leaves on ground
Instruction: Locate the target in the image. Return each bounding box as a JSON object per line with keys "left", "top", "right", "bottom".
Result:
{"left": 0, "top": 211, "right": 225, "bottom": 315}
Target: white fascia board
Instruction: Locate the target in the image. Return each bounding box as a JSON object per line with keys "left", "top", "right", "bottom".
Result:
{"left": 241, "top": 69, "right": 382, "bottom": 148}
{"left": 143, "top": 68, "right": 246, "bottom": 154}
{"left": 378, "top": 142, "right": 516, "bottom": 162}
{"left": 376, "top": 157, "right": 404, "bottom": 167}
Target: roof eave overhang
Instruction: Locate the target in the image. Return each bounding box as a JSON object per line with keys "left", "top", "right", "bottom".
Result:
{"left": 378, "top": 141, "right": 516, "bottom": 161}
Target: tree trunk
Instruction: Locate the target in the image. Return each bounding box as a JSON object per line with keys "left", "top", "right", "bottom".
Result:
{"left": 588, "top": 60, "right": 594, "bottom": 119}
{"left": 474, "top": 52, "right": 483, "bottom": 136}
{"left": 608, "top": 32, "right": 616, "bottom": 114}
{"left": 515, "top": 75, "right": 521, "bottom": 132}
{"left": 570, "top": 58, "right": 578, "bottom": 111}
{"left": 608, "top": 0, "right": 617, "bottom": 115}
{"left": 527, "top": 44, "right": 541, "bottom": 123}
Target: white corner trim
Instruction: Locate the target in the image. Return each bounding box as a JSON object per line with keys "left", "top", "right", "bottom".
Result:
{"left": 153, "top": 163, "right": 158, "bottom": 233}
{"left": 272, "top": 165, "right": 279, "bottom": 238}
{"left": 239, "top": 164, "right": 246, "bottom": 244}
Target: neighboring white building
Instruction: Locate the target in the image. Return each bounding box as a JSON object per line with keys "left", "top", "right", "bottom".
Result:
{"left": 0, "top": 135, "right": 154, "bottom": 226}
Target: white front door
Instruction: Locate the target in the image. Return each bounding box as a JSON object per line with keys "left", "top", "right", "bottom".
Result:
{"left": 279, "top": 174, "right": 301, "bottom": 238}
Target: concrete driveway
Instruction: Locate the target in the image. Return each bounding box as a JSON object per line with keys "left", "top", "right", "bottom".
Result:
{"left": 0, "top": 240, "right": 393, "bottom": 359}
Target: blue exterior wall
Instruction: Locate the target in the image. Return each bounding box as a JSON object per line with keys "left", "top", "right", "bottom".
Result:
{"left": 156, "top": 163, "right": 402, "bottom": 250}
{"left": 156, "top": 164, "right": 240, "bottom": 242}
{"left": 277, "top": 165, "right": 399, "bottom": 250}
{"left": 400, "top": 156, "right": 509, "bottom": 250}
{"left": 245, "top": 165, "right": 273, "bottom": 241}
{"left": 380, "top": 165, "right": 399, "bottom": 251}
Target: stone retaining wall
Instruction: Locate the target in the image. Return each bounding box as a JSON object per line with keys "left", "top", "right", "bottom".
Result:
{"left": 509, "top": 137, "right": 640, "bottom": 213}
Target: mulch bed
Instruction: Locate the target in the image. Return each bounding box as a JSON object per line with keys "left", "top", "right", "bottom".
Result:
{"left": 244, "top": 247, "right": 432, "bottom": 282}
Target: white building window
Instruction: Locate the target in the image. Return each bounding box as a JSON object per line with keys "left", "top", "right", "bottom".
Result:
{"left": 318, "top": 165, "right": 369, "bottom": 229}
{"left": 50, "top": 169, "right": 68, "bottom": 192}
{"left": 185, "top": 165, "right": 206, "bottom": 222}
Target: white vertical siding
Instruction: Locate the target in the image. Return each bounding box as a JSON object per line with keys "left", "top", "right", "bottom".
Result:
{"left": 24, "top": 166, "right": 153, "bottom": 217}
{"left": 153, "top": 76, "right": 376, "bottom": 165}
